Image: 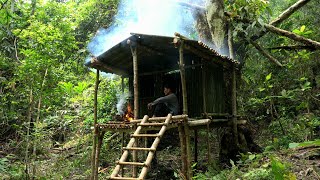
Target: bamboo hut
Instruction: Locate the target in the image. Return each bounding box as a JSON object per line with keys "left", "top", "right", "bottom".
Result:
{"left": 85, "top": 32, "right": 242, "bottom": 180}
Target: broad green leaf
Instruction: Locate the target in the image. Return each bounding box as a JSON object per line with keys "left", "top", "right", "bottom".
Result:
{"left": 265, "top": 73, "right": 272, "bottom": 81}
{"left": 249, "top": 154, "right": 255, "bottom": 160}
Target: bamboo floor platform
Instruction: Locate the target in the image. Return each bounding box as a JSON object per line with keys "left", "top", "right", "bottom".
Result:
{"left": 97, "top": 114, "right": 246, "bottom": 132}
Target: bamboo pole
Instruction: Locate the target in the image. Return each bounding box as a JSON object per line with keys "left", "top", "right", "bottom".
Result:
{"left": 194, "top": 130, "right": 198, "bottom": 168}
{"left": 132, "top": 124, "right": 137, "bottom": 178}
{"left": 25, "top": 88, "right": 33, "bottom": 179}
{"left": 206, "top": 123, "right": 211, "bottom": 163}
{"left": 178, "top": 125, "right": 187, "bottom": 178}
{"left": 121, "top": 76, "right": 125, "bottom": 177}
{"left": 32, "top": 68, "right": 48, "bottom": 177}
{"left": 202, "top": 62, "right": 207, "bottom": 114}
{"left": 231, "top": 65, "right": 239, "bottom": 146}
{"left": 184, "top": 119, "right": 192, "bottom": 179}
{"left": 94, "top": 132, "right": 104, "bottom": 180}
{"left": 130, "top": 44, "right": 139, "bottom": 178}
{"left": 91, "top": 70, "right": 100, "bottom": 180}
{"left": 179, "top": 40, "right": 188, "bottom": 114}
{"left": 131, "top": 46, "right": 139, "bottom": 120}
{"left": 130, "top": 115, "right": 187, "bottom": 123}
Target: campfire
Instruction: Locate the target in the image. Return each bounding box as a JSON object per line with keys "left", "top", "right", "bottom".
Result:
{"left": 115, "top": 103, "right": 134, "bottom": 122}
{"left": 124, "top": 104, "right": 134, "bottom": 121}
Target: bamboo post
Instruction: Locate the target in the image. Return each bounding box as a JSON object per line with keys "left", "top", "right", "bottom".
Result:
{"left": 130, "top": 44, "right": 139, "bottom": 177}
{"left": 94, "top": 132, "right": 105, "bottom": 180}
{"left": 178, "top": 125, "right": 187, "bottom": 178}
{"left": 206, "top": 123, "right": 211, "bottom": 163}
{"left": 179, "top": 40, "right": 188, "bottom": 114}
{"left": 194, "top": 130, "right": 198, "bottom": 168}
{"left": 231, "top": 65, "right": 239, "bottom": 146}
{"left": 178, "top": 39, "right": 192, "bottom": 179}
{"left": 184, "top": 119, "right": 192, "bottom": 179}
{"left": 121, "top": 76, "right": 125, "bottom": 177}
{"left": 91, "top": 70, "right": 100, "bottom": 180}
{"left": 202, "top": 61, "right": 207, "bottom": 114}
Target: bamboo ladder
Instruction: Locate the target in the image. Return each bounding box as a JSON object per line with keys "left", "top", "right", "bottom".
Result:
{"left": 109, "top": 113, "right": 173, "bottom": 180}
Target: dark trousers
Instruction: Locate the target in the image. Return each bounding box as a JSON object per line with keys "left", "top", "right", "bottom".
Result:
{"left": 153, "top": 103, "right": 171, "bottom": 117}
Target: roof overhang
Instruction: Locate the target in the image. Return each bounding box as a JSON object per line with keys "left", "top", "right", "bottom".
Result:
{"left": 85, "top": 33, "right": 239, "bottom": 76}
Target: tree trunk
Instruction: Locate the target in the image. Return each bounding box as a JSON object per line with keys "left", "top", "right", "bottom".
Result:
{"left": 206, "top": 0, "right": 228, "bottom": 54}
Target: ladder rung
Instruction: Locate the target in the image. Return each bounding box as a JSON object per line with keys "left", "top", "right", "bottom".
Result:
{"left": 109, "top": 177, "right": 141, "bottom": 180}
{"left": 117, "top": 161, "right": 146, "bottom": 166}
{"left": 138, "top": 123, "right": 167, "bottom": 126}
{"left": 123, "top": 147, "right": 156, "bottom": 151}
{"left": 131, "top": 134, "right": 160, "bottom": 138}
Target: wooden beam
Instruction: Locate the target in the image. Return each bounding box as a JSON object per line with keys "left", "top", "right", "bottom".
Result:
{"left": 90, "top": 57, "right": 128, "bottom": 76}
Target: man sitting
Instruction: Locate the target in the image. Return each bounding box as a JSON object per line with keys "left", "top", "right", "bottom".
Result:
{"left": 148, "top": 84, "right": 179, "bottom": 117}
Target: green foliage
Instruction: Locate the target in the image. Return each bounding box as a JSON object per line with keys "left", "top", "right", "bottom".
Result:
{"left": 289, "top": 139, "right": 320, "bottom": 149}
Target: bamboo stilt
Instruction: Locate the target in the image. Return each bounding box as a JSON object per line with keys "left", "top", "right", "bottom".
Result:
{"left": 206, "top": 123, "right": 211, "bottom": 163}
{"left": 194, "top": 130, "right": 198, "bottom": 167}
{"left": 178, "top": 125, "right": 187, "bottom": 178}
{"left": 121, "top": 76, "right": 125, "bottom": 177}
{"left": 132, "top": 124, "right": 138, "bottom": 178}
{"left": 121, "top": 132, "right": 125, "bottom": 177}
{"left": 184, "top": 119, "right": 192, "bottom": 179}
{"left": 91, "top": 70, "right": 100, "bottom": 180}
{"left": 94, "top": 132, "right": 104, "bottom": 180}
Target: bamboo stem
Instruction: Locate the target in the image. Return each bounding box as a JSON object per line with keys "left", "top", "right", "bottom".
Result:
{"left": 179, "top": 40, "right": 188, "bottom": 114}
{"left": 202, "top": 61, "right": 207, "bottom": 114}
{"left": 178, "top": 125, "right": 187, "bottom": 178}
{"left": 194, "top": 130, "right": 198, "bottom": 168}
{"left": 91, "top": 70, "right": 100, "bottom": 180}
{"left": 25, "top": 88, "right": 33, "bottom": 179}
{"left": 32, "top": 68, "right": 48, "bottom": 177}
{"left": 131, "top": 46, "right": 139, "bottom": 120}
{"left": 184, "top": 119, "right": 192, "bottom": 179}
{"left": 94, "top": 132, "right": 104, "bottom": 180}
{"left": 207, "top": 123, "right": 211, "bottom": 164}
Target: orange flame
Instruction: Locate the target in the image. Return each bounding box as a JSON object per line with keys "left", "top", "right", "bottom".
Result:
{"left": 124, "top": 104, "right": 134, "bottom": 121}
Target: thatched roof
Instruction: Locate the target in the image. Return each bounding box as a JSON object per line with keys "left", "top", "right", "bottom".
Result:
{"left": 85, "top": 33, "right": 238, "bottom": 76}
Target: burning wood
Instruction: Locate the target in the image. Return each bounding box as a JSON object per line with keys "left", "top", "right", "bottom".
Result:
{"left": 114, "top": 103, "right": 134, "bottom": 122}
{"left": 124, "top": 104, "right": 134, "bottom": 121}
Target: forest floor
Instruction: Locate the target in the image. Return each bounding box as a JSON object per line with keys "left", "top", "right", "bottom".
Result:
{"left": 1, "top": 122, "right": 320, "bottom": 179}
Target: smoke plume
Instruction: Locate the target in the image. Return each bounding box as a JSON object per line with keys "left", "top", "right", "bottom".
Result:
{"left": 87, "top": 0, "right": 206, "bottom": 57}
{"left": 116, "top": 92, "right": 130, "bottom": 115}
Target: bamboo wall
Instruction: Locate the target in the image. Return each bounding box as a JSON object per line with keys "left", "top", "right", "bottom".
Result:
{"left": 129, "top": 57, "right": 227, "bottom": 118}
